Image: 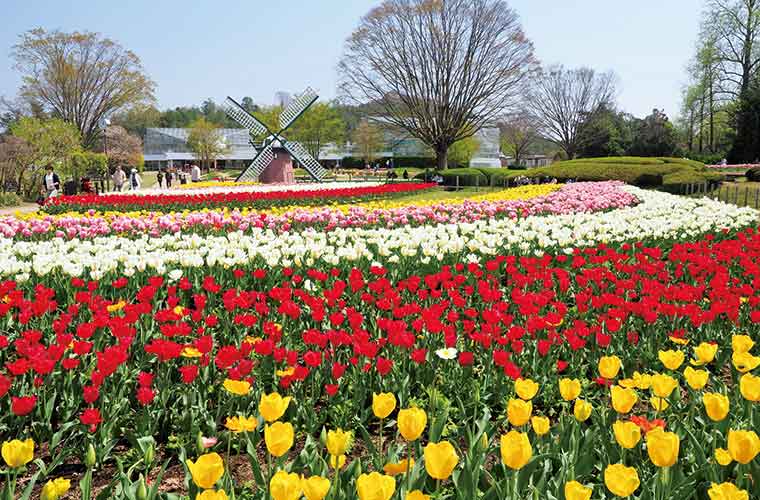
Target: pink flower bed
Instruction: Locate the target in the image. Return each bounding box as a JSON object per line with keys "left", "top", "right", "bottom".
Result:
{"left": 0, "top": 182, "right": 638, "bottom": 240}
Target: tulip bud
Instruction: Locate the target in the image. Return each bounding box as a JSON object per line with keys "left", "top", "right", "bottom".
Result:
{"left": 85, "top": 443, "right": 96, "bottom": 468}
{"left": 136, "top": 476, "right": 148, "bottom": 500}
{"left": 196, "top": 431, "right": 205, "bottom": 454}
{"left": 144, "top": 444, "right": 155, "bottom": 467}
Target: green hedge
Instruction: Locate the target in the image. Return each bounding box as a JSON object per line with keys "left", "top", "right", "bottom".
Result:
{"left": 747, "top": 167, "right": 760, "bottom": 182}
{"left": 486, "top": 157, "right": 723, "bottom": 191}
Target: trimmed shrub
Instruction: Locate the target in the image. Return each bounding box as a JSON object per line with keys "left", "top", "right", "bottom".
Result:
{"left": 474, "top": 167, "right": 507, "bottom": 180}
{"left": 746, "top": 166, "right": 760, "bottom": 182}
{"left": 485, "top": 157, "right": 722, "bottom": 191}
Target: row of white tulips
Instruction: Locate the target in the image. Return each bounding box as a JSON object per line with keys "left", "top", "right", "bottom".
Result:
{"left": 1, "top": 187, "right": 757, "bottom": 281}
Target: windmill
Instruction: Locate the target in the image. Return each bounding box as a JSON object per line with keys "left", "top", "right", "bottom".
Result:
{"left": 223, "top": 88, "right": 326, "bottom": 183}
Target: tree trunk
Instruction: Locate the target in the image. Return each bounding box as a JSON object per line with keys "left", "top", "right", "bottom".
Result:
{"left": 698, "top": 94, "right": 705, "bottom": 153}
{"left": 435, "top": 146, "right": 448, "bottom": 171}
{"left": 687, "top": 109, "right": 694, "bottom": 152}
{"left": 709, "top": 74, "right": 715, "bottom": 152}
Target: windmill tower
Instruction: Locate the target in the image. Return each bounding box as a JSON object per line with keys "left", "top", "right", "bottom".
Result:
{"left": 223, "top": 88, "right": 326, "bottom": 183}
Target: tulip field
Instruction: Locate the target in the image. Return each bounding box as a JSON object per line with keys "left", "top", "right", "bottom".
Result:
{"left": 1, "top": 180, "right": 760, "bottom": 500}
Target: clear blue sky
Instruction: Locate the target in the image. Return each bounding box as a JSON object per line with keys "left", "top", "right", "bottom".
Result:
{"left": 1, "top": 0, "right": 702, "bottom": 118}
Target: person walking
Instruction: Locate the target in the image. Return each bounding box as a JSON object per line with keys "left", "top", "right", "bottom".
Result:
{"left": 191, "top": 164, "right": 201, "bottom": 183}
{"left": 156, "top": 170, "right": 164, "bottom": 189}
{"left": 129, "top": 168, "right": 142, "bottom": 190}
{"left": 112, "top": 166, "right": 126, "bottom": 192}
{"left": 166, "top": 169, "right": 173, "bottom": 188}
{"left": 43, "top": 165, "right": 61, "bottom": 198}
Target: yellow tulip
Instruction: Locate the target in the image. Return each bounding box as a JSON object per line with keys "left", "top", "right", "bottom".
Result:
{"left": 559, "top": 378, "right": 582, "bottom": 401}
{"left": 573, "top": 399, "right": 592, "bottom": 422}
{"left": 265, "top": 422, "right": 294, "bottom": 457}
{"left": 707, "top": 482, "right": 749, "bottom": 500}
{"left": 620, "top": 371, "right": 652, "bottom": 390}
{"left": 611, "top": 385, "right": 638, "bottom": 414}
{"left": 613, "top": 420, "right": 641, "bottom": 449}
{"left": 330, "top": 454, "right": 346, "bottom": 469}
{"left": 500, "top": 430, "right": 532, "bottom": 470}
{"left": 740, "top": 373, "right": 760, "bottom": 402}
{"left": 356, "top": 472, "right": 396, "bottom": 500}
{"left": 651, "top": 397, "right": 670, "bottom": 412}
{"left": 397, "top": 407, "right": 427, "bottom": 441}
{"left": 506, "top": 398, "right": 533, "bottom": 426}
{"left": 703, "top": 393, "right": 730, "bottom": 422}
{"left": 222, "top": 378, "right": 250, "bottom": 396}
{"left": 691, "top": 342, "right": 718, "bottom": 366}
{"left": 185, "top": 453, "right": 224, "bottom": 489}
{"left": 727, "top": 429, "right": 760, "bottom": 464}
{"left": 631, "top": 371, "right": 652, "bottom": 390}
{"left": 599, "top": 355, "right": 622, "bottom": 379}
{"left": 732, "top": 351, "right": 760, "bottom": 373}
{"left": 732, "top": 334, "right": 755, "bottom": 354}
{"left": 530, "top": 416, "right": 550, "bottom": 436}
{"left": 564, "top": 481, "right": 592, "bottom": 500}
{"left": 684, "top": 366, "right": 709, "bottom": 390}
{"left": 423, "top": 441, "right": 459, "bottom": 480}
{"left": 40, "top": 477, "right": 71, "bottom": 500}
{"left": 372, "top": 392, "right": 396, "bottom": 419}
{"left": 658, "top": 350, "right": 685, "bottom": 370}
{"left": 650, "top": 373, "right": 679, "bottom": 398}
{"left": 197, "top": 491, "right": 229, "bottom": 500}
{"left": 646, "top": 427, "right": 680, "bottom": 467}
{"left": 1, "top": 439, "right": 34, "bottom": 468}
{"left": 715, "top": 448, "right": 733, "bottom": 466}
{"left": 302, "top": 475, "right": 331, "bottom": 500}
{"left": 326, "top": 428, "right": 352, "bottom": 457}
{"left": 515, "top": 378, "right": 539, "bottom": 400}
{"left": 405, "top": 491, "right": 430, "bottom": 500}
{"left": 383, "top": 458, "right": 414, "bottom": 476}
{"left": 225, "top": 415, "right": 257, "bottom": 433}
{"left": 269, "top": 470, "right": 302, "bottom": 500}
{"left": 259, "top": 392, "right": 292, "bottom": 422}
{"left": 604, "top": 463, "right": 640, "bottom": 497}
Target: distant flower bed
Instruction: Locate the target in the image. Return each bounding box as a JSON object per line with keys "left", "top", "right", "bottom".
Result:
{"left": 0, "top": 183, "right": 640, "bottom": 240}
{"left": 43, "top": 182, "right": 436, "bottom": 214}
{"left": 176, "top": 180, "right": 259, "bottom": 190}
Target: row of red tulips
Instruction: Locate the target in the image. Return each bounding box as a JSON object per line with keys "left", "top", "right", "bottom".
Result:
{"left": 42, "top": 183, "right": 436, "bottom": 214}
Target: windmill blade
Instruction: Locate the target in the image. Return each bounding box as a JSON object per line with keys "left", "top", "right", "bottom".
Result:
{"left": 236, "top": 143, "right": 275, "bottom": 182}
{"left": 279, "top": 87, "right": 318, "bottom": 131}
{"left": 224, "top": 97, "right": 270, "bottom": 137}
{"left": 282, "top": 141, "right": 326, "bottom": 181}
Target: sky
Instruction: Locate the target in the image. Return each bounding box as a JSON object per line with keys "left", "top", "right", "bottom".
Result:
{"left": 0, "top": 0, "right": 703, "bottom": 119}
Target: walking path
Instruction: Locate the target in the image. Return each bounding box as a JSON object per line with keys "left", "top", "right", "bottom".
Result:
{"left": 0, "top": 203, "right": 40, "bottom": 216}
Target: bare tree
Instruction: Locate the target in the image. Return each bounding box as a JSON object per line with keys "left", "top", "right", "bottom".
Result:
{"left": 499, "top": 111, "right": 539, "bottom": 166}
{"left": 705, "top": 0, "right": 760, "bottom": 98}
{"left": 338, "top": 0, "right": 536, "bottom": 170}
{"left": 100, "top": 125, "right": 143, "bottom": 170}
{"left": 527, "top": 66, "right": 616, "bottom": 159}
{"left": 11, "top": 28, "right": 155, "bottom": 149}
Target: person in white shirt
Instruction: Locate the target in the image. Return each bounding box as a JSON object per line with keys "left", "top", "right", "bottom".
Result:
{"left": 112, "top": 166, "right": 126, "bottom": 192}
{"left": 191, "top": 164, "right": 201, "bottom": 182}
{"left": 43, "top": 166, "right": 60, "bottom": 198}
{"left": 129, "top": 168, "right": 142, "bottom": 190}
